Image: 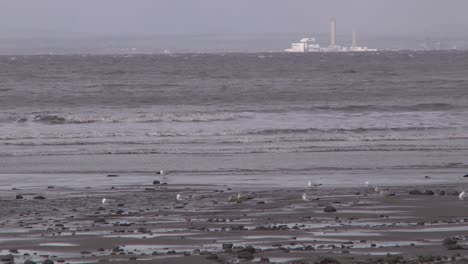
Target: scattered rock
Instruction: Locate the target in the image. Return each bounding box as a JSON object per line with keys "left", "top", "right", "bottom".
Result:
{"left": 447, "top": 244, "right": 464, "bottom": 250}
{"left": 443, "top": 237, "right": 459, "bottom": 246}
{"left": 16, "top": 194, "right": 24, "bottom": 199}
{"left": 423, "top": 190, "right": 435, "bottom": 195}
{"left": 0, "top": 255, "right": 14, "bottom": 262}
{"left": 464, "top": 174, "right": 468, "bottom": 178}
{"left": 408, "top": 189, "right": 423, "bottom": 195}
{"left": 107, "top": 174, "right": 120, "bottom": 177}
{"left": 24, "top": 260, "right": 37, "bottom": 264}
{"left": 152, "top": 180, "right": 161, "bottom": 185}
{"left": 315, "top": 257, "right": 341, "bottom": 264}
{"left": 237, "top": 251, "right": 254, "bottom": 260}
{"left": 222, "top": 243, "right": 233, "bottom": 250}
{"left": 33, "top": 196, "right": 46, "bottom": 200}
{"left": 42, "top": 259, "right": 54, "bottom": 264}
{"left": 260, "top": 257, "right": 270, "bottom": 263}
{"left": 206, "top": 254, "right": 218, "bottom": 260}
{"left": 324, "top": 206, "right": 337, "bottom": 213}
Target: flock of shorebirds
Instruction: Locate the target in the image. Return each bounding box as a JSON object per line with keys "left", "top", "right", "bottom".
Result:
{"left": 99, "top": 170, "right": 468, "bottom": 205}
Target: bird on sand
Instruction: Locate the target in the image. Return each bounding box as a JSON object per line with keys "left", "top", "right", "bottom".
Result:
{"left": 307, "top": 181, "right": 322, "bottom": 188}
{"left": 302, "top": 192, "right": 310, "bottom": 201}
{"left": 101, "top": 198, "right": 108, "bottom": 205}
{"left": 459, "top": 191, "right": 467, "bottom": 200}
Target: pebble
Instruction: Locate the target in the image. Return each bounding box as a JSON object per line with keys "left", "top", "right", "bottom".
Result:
{"left": 33, "top": 196, "right": 46, "bottom": 200}
{"left": 237, "top": 251, "right": 254, "bottom": 260}
{"left": 324, "top": 206, "right": 337, "bottom": 213}
{"left": 222, "top": 243, "right": 233, "bottom": 250}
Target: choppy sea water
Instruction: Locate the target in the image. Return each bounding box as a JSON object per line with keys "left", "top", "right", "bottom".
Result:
{"left": 0, "top": 51, "right": 467, "bottom": 188}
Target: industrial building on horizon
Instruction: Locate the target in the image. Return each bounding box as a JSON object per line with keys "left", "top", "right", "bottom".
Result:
{"left": 285, "top": 18, "right": 378, "bottom": 53}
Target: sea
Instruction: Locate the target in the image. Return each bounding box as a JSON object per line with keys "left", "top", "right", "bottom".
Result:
{"left": 0, "top": 51, "right": 467, "bottom": 190}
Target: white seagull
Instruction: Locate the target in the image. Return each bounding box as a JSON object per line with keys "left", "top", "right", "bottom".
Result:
{"left": 101, "top": 198, "right": 108, "bottom": 205}
{"left": 459, "top": 191, "right": 467, "bottom": 200}
{"left": 302, "top": 192, "right": 310, "bottom": 201}
{"left": 307, "top": 181, "right": 322, "bottom": 188}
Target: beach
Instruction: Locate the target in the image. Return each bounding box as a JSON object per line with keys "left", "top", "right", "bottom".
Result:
{"left": 2, "top": 174, "right": 468, "bottom": 263}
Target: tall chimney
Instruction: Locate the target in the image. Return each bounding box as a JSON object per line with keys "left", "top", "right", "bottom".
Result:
{"left": 352, "top": 30, "right": 357, "bottom": 48}
{"left": 330, "top": 18, "right": 337, "bottom": 47}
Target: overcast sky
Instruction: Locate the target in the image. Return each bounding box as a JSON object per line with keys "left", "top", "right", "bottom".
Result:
{"left": 1, "top": 0, "right": 468, "bottom": 37}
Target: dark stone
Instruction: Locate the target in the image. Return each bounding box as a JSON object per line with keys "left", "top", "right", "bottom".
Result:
{"left": 8, "top": 249, "right": 19, "bottom": 253}
{"left": 443, "top": 237, "right": 459, "bottom": 245}
{"left": 33, "top": 196, "right": 46, "bottom": 200}
{"left": 42, "top": 260, "right": 54, "bottom": 264}
{"left": 206, "top": 254, "right": 218, "bottom": 260}
{"left": 408, "top": 189, "right": 423, "bottom": 195}
{"left": 222, "top": 243, "right": 233, "bottom": 250}
{"left": 107, "top": 174, "right": 120, "bottom": 177}
{"left": 324, "top": 206, "right": 337, "bottom": 213}
{"left": 24, "top": 260, "right": 37, "bottom": 264}
{"left": 47, "top": 186, "right": 54, "bottom": 189}
{"left": 0, "top": 255, "right": 14, "bottom": 262}
{"left": 242, "top": 245, "right": 256, "bottom": 253}
{"left": 464, "top": 174, "right": 468, "bottom": 178}
{"left": 16, "top": 195, "right": 24, "bottom": 199}
{"left": 237, "top": 251, "right": 254, "bottom": 260}
{"left": 260, "top": 257, "right": 270, "bottom": 263}
{"left": 152, "top": 180, "right": 160, "bottom": 185}
{"left": 112, "top": 247, "right": 123, "bottom": 252}
{"left": 315, "top": 257, "right": 341, "bottom": 264}
{"left": 423, "top": 190, "right": 435, "bottom": 195}
{"left": 447, "top": 244, "right": 464, "bottom": 250}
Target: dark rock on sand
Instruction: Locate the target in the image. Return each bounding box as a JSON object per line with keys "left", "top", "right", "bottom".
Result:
{"left": 153, "top": 180, "right": 161, "bottom": 185}
{"left": 112, "top": 247, "right": 123, "bottom": 252}
{"left": 206, "top": 254, "right": 218, "bottom": 260}
{"left": 324, "top": 206, "right": 337, "bottom": 213}
{"left": 237, "top": 251, "right": 254, "bottom": 260}
{"left": 315, "top": 257, "right": 341, "bottom": 264}
{"left": 222, "top": 243, "right": 233, "bottom": 250}
{"left": 260, "top": 257, "right": 270, "bottom": 263}
{"left": 408, "top": 190, "right": 423, "bottom": 195}
{"left": 34, "top": 196, "right": 46, "bottom": 200}
{"left": 464, "top": 174, "right": 468, "bottom": 178}
{"left": 16, "top": 194, "right": 24, "bottom": 199}
{"left": 42, "top": 260, "right": 54, "bottom": 264}
{"left": 242, "top": 245, "right": 256, "bottom": 253}
{"left": 1, "top": 255, "right": 14, "bottom": 262}
{"left": 8, "top": 249, "right": 19, "bottom": 254}
{"left": 423, "top": 190, "right": 435, "bottom": 195}
{"left": 443, "top": 237, "right": 459, "bottom": 245}
{"left": 24, "top": 260, "right": 37, "bottom": 264}
{"left": 107, "top": 174, "right": 120, "bottom": 177}
{"left": 447, "top": 244, "right": 464, "bottom": 250}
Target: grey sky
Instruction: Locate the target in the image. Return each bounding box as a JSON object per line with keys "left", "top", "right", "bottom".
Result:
{"left": 1, "top": 0, "right": 468, "bottom": 37}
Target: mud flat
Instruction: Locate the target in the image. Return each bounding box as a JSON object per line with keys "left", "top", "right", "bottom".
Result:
{"left": 2, "top": 175, "right": 468, "bottom": 264}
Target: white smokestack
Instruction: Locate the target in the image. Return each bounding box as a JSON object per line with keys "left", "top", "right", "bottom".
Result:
{"left": 330, "top": 18, "right": 336, "bottom": 47}
{"left": 352, "top": 30, "right": 357, "bottom": 48}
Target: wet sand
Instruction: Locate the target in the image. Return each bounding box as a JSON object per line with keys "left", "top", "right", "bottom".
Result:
{"left": 2, "top": 176, "right": 468, "bottom": 264}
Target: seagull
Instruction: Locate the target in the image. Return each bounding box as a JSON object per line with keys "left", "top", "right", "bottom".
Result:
{"left": 307, "top": 181, "right": 322, "bottom": 188}
{"left": 236, "top": 193, "right": 255, "bottom": 201}
{"left": 302, "top": 192, "right": 310, "bottom": 201}
{"left": 459, "top": 191, "right": 467, "bottom": 200}
{"left": 374, "top": 186, "right": 380, "bottom": 193}
{"left": 101, "top": 198, "right": 108, "bottom": 205}
{"left": 176, "top": 194, "right": 183, "bottom": 201}
{"left": 364, "top": 181, "right": 370, "bottom": 187}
